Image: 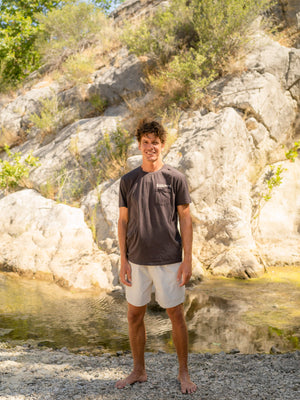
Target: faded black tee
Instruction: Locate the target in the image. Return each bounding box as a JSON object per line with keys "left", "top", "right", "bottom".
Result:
{"left": 119, "top": 164, "right": 191, "bottom": 265}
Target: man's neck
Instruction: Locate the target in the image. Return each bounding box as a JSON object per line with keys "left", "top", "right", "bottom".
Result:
{"left": 141, "top": 159, "right": 164, "bottom": 173}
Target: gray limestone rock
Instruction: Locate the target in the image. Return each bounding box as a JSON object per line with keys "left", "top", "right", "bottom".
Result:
{"left": 0, "top": 189, "right": 115, "bottom": 289}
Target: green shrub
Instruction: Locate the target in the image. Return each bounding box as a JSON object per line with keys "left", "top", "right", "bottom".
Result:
{"left": 36, "top": 2, "right": 120, "bottom": 69}
{"left": 0, "top": 145, "right": 40, "bottom": 194}
{"left": 91, "top": 127, "right": 133, "bottom": 184}
{"left": 285, "top": 141, "right": 300, "bottom": 162}
{"left": 88, "top": 95, "right": 108, "bottom": 114}
{"left": 123, "top": 0, "right": 272, "bottom": 108}
{"left": 62, "top": 53, "right": 96, "bottom": 84}
{"left": 122, "top": 1, "right": 197, "bottom": 64}
{"left": 263, "top": 164, "right": 285, "bottom": 201}
{"left": 41, "top": 127, "right": 132, "bottom": 203}
{"left": 29, "top": 95, "right": 65, "bottom": 140}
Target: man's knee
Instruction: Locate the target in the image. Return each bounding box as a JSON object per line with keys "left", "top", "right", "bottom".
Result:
{"left": 127, "top": 304, "right": 146, "bottom": 325}
{"left": 167, "top": 303, "right": 184, "bottom": 318}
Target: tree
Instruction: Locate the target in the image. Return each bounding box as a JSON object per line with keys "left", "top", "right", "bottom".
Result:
{"left": 0, "top": 0, "right": 123, "bottom": 88}
{"left": 0, "top": 1, "right": 62, "bottom": 18}
{"left": 0, "top": 1, "right": 64, "bottom": 86}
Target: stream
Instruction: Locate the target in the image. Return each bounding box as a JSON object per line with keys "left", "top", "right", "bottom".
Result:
{"left": 0, "top": 266, "right": 299, "bottom": 354}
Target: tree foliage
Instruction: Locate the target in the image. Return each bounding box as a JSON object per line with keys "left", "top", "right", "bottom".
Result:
{"left": 0, "top": 0, "right": 122, "bottom": 89}
{"left": 36, "top": 2, "right": 112, "bottom": 68}
{"left": 0, "top": 1, "right": 64, "bottom": 87}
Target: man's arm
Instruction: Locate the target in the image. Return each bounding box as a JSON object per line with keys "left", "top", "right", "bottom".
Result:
{"left": 177, "top": 204, "right": 193, "bottom": 287}
{"left": 118, "top": 206, "right": 132, "bottom": 286}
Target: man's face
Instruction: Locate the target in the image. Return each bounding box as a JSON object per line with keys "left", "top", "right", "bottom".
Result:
{"left": 138, "top": 133, "right": 164, "bottom": 162}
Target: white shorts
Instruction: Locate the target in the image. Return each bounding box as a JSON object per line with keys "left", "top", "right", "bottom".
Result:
{"left": 125, "top": 262, "right": 185, "bottom": 309}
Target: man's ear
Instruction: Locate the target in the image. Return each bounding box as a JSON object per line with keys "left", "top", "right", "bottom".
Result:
{"left": 138, "top": 141, "right": 141, "bottom": 151}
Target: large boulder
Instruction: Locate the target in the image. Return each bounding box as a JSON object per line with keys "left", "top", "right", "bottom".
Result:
{"left": 81, "top": 179, "right": 120, "bottom": 253}
{"left": 165, "top": 108, "right": 264, "bottom": 278}
{"left": 0, "top": 189, "right": 116, "bottom": 289}
{"left": 254, "top": 159, "right": 300, "bottom": 265}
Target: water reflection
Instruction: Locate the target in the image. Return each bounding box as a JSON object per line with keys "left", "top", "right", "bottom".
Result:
{"left": 185, "top": 270, "right": 300, "bottom": 353}
{"left": 0, "top": 268, "right": 299, "bottom": 354}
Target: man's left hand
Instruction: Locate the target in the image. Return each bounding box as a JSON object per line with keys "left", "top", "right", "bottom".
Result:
{"left": 177, "top": 260, "right": 192, "bottom": 287}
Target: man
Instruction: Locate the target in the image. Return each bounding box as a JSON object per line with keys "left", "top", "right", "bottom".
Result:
{"left": 116, "top": 118, "right": 197, "bottom": 394}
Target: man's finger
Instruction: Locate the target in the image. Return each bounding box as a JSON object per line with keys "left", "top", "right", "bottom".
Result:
{"left": 179, "top": 276, "right": 186, "bottom": 287}
{"left": 126, "top": 264, "right": 132, "bottom": 283}
{"left": 120, "top": 274, "right": 132, "bottom": 287}
{"left": 177, "top": 266, "right": 183, "bottom": 282}
{"left": 179, "top": 272, "right": 191, "bottom": 287}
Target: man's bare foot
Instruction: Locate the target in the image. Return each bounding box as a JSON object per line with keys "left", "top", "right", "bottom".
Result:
{"left": 178, "top": 372, "right": 197, "bottom": 394}
{"left": 115, "top": 370, "right": 147, "bottom": 389}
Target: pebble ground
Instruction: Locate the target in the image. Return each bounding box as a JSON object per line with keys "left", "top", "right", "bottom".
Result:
{"left": 0, "top": 345, "right": 299, "bottom": 399}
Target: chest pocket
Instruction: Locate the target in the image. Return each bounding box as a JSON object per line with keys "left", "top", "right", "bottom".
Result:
{"left": 155, "top": 187, "right": 172, "bottom": 205}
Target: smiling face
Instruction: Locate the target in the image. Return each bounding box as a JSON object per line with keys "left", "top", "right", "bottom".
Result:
{"left": 138, "top": 133, "right": 165, "bottom": 164}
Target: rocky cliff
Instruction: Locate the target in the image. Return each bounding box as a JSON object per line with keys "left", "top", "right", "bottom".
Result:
{"left": 0, "top": 0, "right": 299, "bottom": 290}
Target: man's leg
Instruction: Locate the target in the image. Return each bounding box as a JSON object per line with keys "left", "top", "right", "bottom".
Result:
{"left": 115, "top": 303, "right": 148, "bottom": 388}
{"left": 167, "top": 304, "right": 197, "bottom": 394}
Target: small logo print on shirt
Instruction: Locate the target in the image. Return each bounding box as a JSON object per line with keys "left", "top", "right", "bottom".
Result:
{"left": 156, "top": 183, "right": 171, "bottom": 188}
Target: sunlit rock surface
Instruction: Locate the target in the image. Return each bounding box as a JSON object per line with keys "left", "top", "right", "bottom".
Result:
{"left": 0, "top": 189, "right": 115, "bottom": 289}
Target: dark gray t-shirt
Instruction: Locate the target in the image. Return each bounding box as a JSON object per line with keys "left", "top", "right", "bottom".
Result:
{"left": 119, "top": 164, "right": 191, "bottom": 265}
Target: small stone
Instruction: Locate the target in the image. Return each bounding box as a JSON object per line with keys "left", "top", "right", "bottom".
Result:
{"left": 229, "top": 348, "right": 240, "bottom": 354}
{"left": 270, "top": 346, "right": 281, "bottom": 354}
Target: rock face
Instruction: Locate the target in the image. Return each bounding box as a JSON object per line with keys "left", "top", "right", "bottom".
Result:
{"left": 0, "top": 84, "right": 58, "bottom": 148}
{"left": 88, "top": 48, "right": 148, "bottom": 107}
{"left": 0, "top": 190, "right": 115, "bottom": 290}
{"left": 255, "top": 159, "right": 300, "bottom": 266}
{"left": 164, "top": 108, "right": 263, "bottom": 278}
{"left": 111, "top": 0, "right": 168, "bottom": 24}
{"left": 0, "top": 1, "right": 299, "bottom": 289}
{"left": 280, "top": 0, "right": 300, "bottom": 30}
{"left": 28, "top": 115, "right": 122, "bottom": 197}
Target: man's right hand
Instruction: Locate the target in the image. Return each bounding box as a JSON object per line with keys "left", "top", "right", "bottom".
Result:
{"left": 119, "top": 259, "right": 132, "bottom": 286}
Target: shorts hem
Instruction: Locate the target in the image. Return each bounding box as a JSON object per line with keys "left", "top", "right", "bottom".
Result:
{"left": 126, "top": 298, "right": 150, "bottom": 308}
{"left": 156, "top": 296, "right": 185, "bottom": 309}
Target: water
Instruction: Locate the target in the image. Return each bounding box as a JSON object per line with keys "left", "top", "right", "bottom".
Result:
{"left": 0, "top": 267, "right": 299, "bottom": 354}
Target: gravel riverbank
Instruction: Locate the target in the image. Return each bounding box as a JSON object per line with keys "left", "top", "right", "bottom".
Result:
{"left": 0, "top": 344, "right": 299, "bottom": 400}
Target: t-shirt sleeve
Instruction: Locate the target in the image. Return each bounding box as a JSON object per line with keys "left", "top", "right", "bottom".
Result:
{"left": 175, "top": 174, "right": 191, "bottom": 205}
{"left": 119, "top": 177, "right": 128, "bottom": 208}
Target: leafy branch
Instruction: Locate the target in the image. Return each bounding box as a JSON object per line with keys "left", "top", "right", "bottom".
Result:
{"left": 0, "top": 145, "right": 40, "bottom": 194}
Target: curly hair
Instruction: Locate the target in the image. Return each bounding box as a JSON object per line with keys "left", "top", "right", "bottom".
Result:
{"left": 135, "top": 118, "right": 167, "bottom": 144}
